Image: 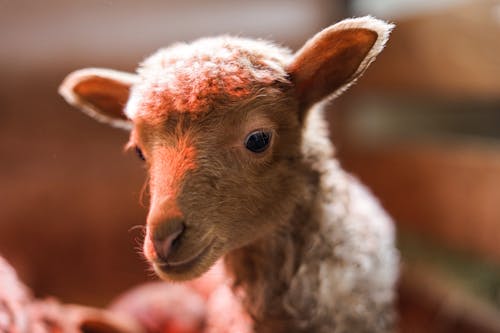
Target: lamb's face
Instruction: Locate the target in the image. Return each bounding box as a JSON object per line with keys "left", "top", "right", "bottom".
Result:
{"left": 129, "top": 88, "right": 305, "bottom": 281}
{"left": 122, "top": 39, "right": 308, "bottom": 280}
{"left": 59, "top": 16, "right": 392, "bottom": 281}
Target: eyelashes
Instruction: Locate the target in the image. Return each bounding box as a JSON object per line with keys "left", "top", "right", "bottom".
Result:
{"left": 135, "top": 146, "right": 146, "bottom": 161}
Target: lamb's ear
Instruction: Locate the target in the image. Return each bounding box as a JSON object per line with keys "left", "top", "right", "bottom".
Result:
{"left": 287, "top": 16, "right": 394, "bottom": 109}
{"left": 59, "top": 68, "right": 138, "bottom": 130}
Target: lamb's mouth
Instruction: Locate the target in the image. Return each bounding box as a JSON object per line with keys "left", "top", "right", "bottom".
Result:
{"left": 154, "top": 241, "right": 214, "bottom": 276}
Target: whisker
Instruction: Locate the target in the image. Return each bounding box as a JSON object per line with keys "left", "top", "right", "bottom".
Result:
{"left": 146, "top": 266, "right": 160, "bottom": 280}
{"left": 128, "top": 225, "right": 145, "bottom": 233}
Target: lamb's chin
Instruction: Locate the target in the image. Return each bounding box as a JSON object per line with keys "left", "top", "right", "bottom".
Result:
{"left": 151, "top": 246, "right": 222, "bottom": 282}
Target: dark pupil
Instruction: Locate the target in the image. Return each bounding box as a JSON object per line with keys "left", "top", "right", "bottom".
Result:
{"left": 135, "top": 147, "right": 146, "bottom": 161}
{"left": 245, "top": 131, "right": 271, "bottom": 153}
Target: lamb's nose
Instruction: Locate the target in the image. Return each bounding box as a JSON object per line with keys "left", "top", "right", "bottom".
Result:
{"left": 151, "top": 218, "right": 185, "bottom": 261}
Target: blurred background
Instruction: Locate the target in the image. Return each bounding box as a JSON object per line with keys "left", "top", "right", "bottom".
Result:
{"left": 1, "top": 0, "right": 499, "bottom": 332}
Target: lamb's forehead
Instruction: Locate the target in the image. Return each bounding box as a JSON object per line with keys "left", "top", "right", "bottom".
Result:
{"left": 125, "top": 36, "right": 292, "bottom": 120}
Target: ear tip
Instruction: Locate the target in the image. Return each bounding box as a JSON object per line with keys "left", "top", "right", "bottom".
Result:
{"left": 58, "top": 68, "right": 139, "bottom": 96}
{"left": 58, "top": 71, "right": 81, "bottom": 107}
{"left": 332, "top": 16, "right": 395, "bottom": 37}
{"left": 58, "top": 68, "right": 97, "bottom": 101}
{"left": 359, "top": 15, "right": 395, "bottom": 38}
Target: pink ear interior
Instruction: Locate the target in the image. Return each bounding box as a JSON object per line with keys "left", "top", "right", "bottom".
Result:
{"left": 59, "top": 68, "right": 137, "bottom": 129}
{"left": 287, "top": 28, "right": 378, "bottom": 109}
{"left": 72, "top": 75, "right": 131, "bottom": 122}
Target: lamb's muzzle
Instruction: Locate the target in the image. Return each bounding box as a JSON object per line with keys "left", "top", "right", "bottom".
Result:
{"left": 149, "top": 217, "right": 185, "bottom": 262}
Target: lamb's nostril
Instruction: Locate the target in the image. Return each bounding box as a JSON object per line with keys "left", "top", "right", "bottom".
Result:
{"left": 151, "top": 218, "right": 185, "bottom": 262}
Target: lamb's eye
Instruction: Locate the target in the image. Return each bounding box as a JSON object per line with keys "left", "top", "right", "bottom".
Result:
{"left": 244, "top": 130, "right": 272, "bottom": 153}
{"left": 135, "top": 146, "right": 146, "bottom": 161}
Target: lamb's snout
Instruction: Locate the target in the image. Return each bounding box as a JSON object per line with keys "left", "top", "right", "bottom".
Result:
{"left": 150, "top": 217, "right": 185, "bottom": 262}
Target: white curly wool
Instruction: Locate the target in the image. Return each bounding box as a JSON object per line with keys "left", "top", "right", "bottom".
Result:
{"left": 125, "top": 36, "right": 291, "bottom": 120}
{"left": 247, "top": 104, "right": 399, "bottom": 332}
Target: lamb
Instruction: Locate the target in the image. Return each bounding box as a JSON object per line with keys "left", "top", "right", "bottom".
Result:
{"left": 59, "top": 16, "right": 399, "bottom": 333}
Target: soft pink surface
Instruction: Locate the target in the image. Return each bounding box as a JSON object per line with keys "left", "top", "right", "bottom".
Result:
{"left": 111, "top": 261, "right": 252, "bottom": 333}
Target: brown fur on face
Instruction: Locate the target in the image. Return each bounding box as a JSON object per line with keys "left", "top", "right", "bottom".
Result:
{"left": 59, "top": 17, "right": 394, "bottom": 283}
{"left": 131, "top": 85, "right": 308, "bottom": 281}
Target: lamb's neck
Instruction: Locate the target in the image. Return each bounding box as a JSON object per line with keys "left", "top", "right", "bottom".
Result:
{"left": 224, "top": 106, "right": 334, "bottom": 331}
{"left": 224, "top": 185, "right": 320, "bottom": 332}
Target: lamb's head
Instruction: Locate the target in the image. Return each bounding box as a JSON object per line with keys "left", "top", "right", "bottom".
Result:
{"left": 59, "top": 17, "right": 393, "bottom": 281}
